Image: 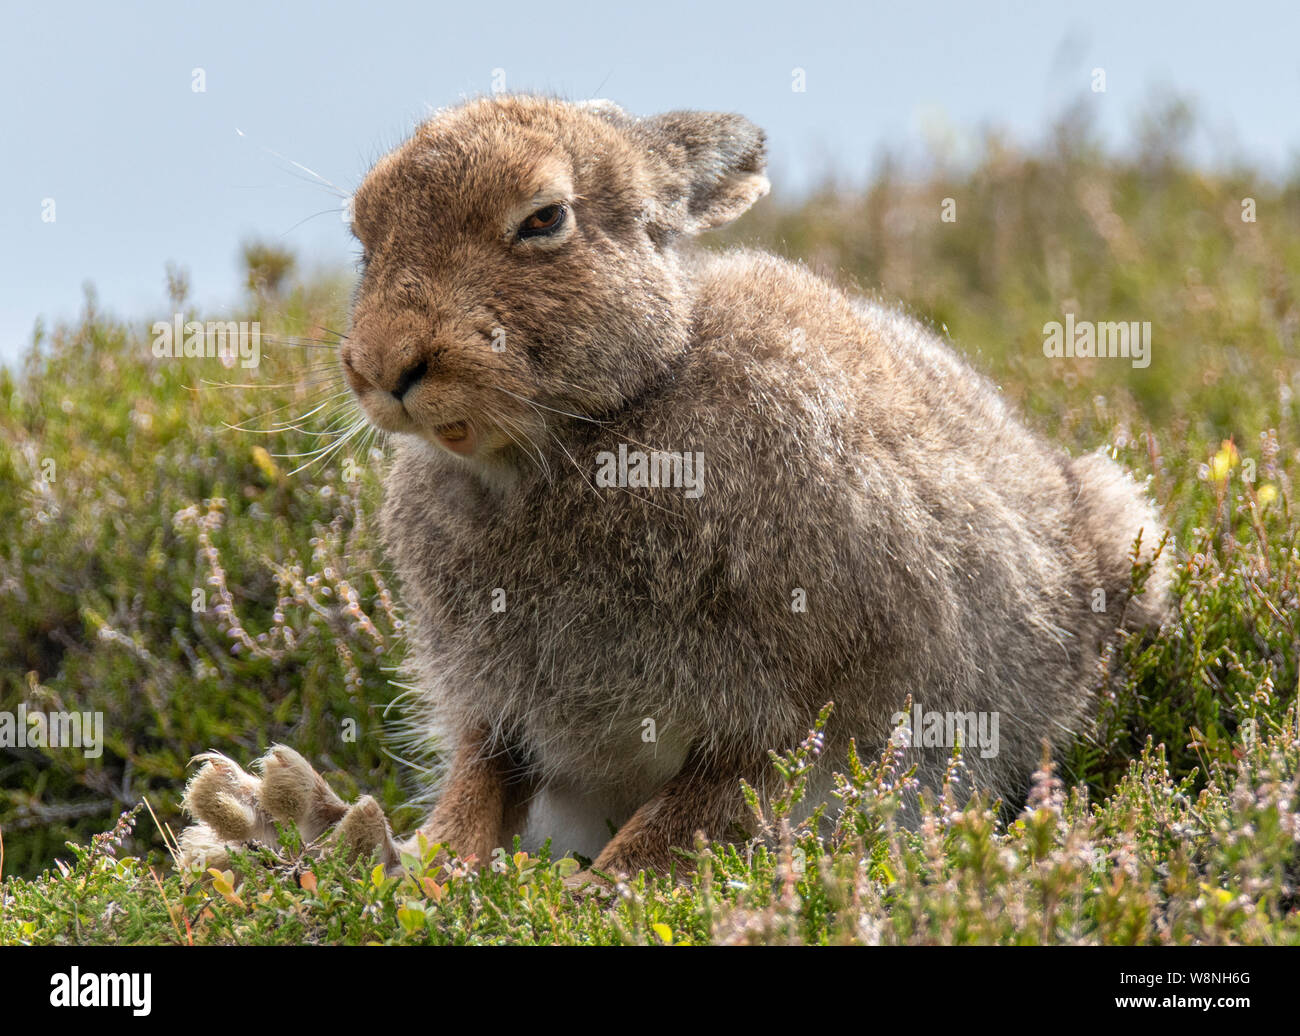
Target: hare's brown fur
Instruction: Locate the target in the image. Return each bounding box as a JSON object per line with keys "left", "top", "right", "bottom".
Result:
{"left": 182, "top": 95, "right": 1172, "bottom": 879}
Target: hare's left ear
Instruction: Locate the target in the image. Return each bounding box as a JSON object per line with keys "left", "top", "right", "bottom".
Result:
{"left": 633, "top": 110, "right": 770, "bottom": 235}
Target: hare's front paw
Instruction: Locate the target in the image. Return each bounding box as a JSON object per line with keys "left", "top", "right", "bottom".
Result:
{"left": 178, "top": 745, "right": 400, "bottom": 877}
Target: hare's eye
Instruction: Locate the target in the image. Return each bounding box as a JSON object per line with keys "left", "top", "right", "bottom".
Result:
{"left": 517, "top": 204, "right": 567, "bottom": 239}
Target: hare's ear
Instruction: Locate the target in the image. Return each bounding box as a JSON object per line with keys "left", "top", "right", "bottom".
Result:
{"left": 634, "top": 110, "right": 769, "bottom": 235}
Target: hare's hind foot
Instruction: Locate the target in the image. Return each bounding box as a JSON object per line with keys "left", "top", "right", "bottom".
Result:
{"left": 178, "top": 745, "right": 401, "bottom": 876}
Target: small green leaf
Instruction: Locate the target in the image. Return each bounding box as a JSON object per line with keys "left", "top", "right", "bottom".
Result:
{"left": 552, "top": 857, "right": 581, "bottom": 878}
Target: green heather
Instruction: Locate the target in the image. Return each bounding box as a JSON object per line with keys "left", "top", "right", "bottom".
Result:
{"left": 2, "top": 100, "right": 1298, "bottom": 944}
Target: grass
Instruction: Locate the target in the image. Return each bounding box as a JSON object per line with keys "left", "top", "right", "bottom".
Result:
{"left": 2, "top": 98, "right": 1298, "bottom": 944}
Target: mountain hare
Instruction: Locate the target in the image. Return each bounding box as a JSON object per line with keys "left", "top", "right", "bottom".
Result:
{"left": 180, "top": 95, "right": 1171, "bottom": 882}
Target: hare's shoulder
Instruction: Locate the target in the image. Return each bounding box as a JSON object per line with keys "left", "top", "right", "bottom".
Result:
{"left": 686, "top": 249, "right": 932, "bottom": 387}
{"left": 688, "top": 248, "right": 855, "bottom": 345}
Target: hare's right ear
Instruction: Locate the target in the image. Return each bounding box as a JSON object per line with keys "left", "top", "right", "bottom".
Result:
{"left": 632, "top": 110, "right": 769, "bottom": 237}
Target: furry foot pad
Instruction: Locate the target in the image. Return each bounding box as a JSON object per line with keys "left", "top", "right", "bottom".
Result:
{"left": 177, "top": 745, "right": 400, "bottom": 877}
{"left": 561, "top": 868, "right": 617, "bottom": 902}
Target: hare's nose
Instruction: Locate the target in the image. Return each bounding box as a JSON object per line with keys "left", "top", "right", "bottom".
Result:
{"left": 391, "top": 359, "right": 428, "bottom": 400}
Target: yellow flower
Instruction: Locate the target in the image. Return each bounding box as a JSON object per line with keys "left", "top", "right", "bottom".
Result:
{"left": 251, "top": 445, "right": 280, "bottom": 482}
{"left": 1257, "top": 483, "right": 1277, "bottom": 506}
{"left": 1208, "top": 440, "right": 1239, "bottom": 483}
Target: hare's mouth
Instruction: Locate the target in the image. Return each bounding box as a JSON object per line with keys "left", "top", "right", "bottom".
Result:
{"left": 434, "top": 419, "right": 476, "bottom": 455}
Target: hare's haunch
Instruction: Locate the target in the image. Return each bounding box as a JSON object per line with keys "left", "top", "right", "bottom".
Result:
{"left": 181, "top": 95, "right": 1171, "bottom": 881}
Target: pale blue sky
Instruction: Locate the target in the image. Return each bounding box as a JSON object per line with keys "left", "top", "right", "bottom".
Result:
{"left": 2, "top": 0, "right": 1297, "bottom": 361}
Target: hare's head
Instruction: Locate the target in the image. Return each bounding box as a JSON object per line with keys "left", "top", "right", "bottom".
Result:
{"left": 342, "top": 95, "right": 768, "bottom": 460}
